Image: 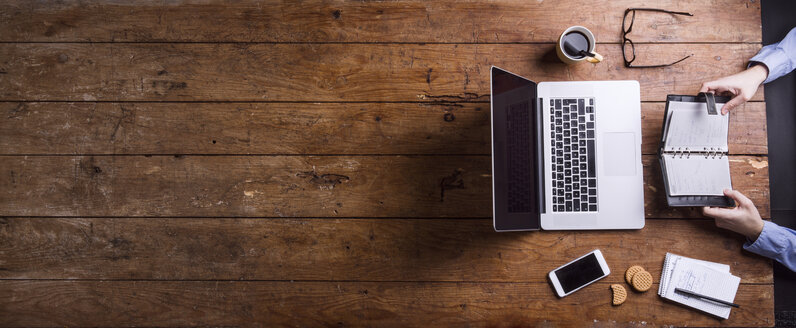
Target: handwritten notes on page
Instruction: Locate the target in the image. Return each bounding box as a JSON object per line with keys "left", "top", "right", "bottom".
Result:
{"left": 659, "top": 253, "right": 740, "bottom": 319}
{"left": 663, "top": 101, "right": 729, "bottom": 152}
{"left": 662, "top": 154, "right": 732, "bottom": 196}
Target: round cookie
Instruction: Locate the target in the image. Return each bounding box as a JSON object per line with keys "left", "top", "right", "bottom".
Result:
{"left": 610, "top": 284, "right": 627, "bottom": 305}
{"left": 631, "top": 270, "right": 653, "bottom": 292}
{"left": 625, "top": 265, "right": 645, "bottom": 285}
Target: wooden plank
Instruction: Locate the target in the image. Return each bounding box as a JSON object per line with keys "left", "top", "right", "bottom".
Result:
{"left": 0, "top": 0, "right": 761, "bottom": 43}
{"left": 0, "top": 155, "right": 769, "bottom": 218}
{"left": 0, "top": 280, "right": 774, "bottom": 327}
{"left": 0, "top": 218, "right": 772, "bottom": 283}
{"left": 0, "top": 43, "right": 763, "bottom": 102}
{"left": 0, "top": 101, "right": 766, "bottom": 155}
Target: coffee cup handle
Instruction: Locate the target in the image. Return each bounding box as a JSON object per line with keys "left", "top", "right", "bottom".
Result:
{"left": 586, "top": 52, "right": 603, "bottom": 63}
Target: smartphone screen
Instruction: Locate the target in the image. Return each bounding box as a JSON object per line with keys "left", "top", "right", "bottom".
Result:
{"left": 553, "top": 253, "right": 606, "bottom": 294}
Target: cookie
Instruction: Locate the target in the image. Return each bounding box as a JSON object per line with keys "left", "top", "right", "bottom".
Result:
{"left": 610, "top": 284, "right": 627, "bottom": 305}
{"left": 631, "top": 269, "right": 653, "bottom": 292}
{"left": 625, "top": 265, "right": 645, "bottom": 285}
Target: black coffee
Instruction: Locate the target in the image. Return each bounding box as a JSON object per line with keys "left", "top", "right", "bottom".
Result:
{"left": 562, "top": 31, "right": 590, "bottom": 58}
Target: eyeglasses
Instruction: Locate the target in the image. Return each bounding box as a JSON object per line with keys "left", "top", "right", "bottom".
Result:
{"left": 622, "top": 8, "right": 694, "bottom": 68}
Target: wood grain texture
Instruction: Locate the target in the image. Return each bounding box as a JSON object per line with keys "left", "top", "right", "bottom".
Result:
{"left": 0, "top": 1, "right": 772, "bottom": 326}
{"left": 0, "top": 0, "right": 761, "bottom": 43}
{"left": 0, "top": 43, "right": 763, "bottom": 102}
{"left": 0, "top": 280, "right": 774, "bottom": 327}
{"left": 0, "top": 218, "right": 773, "bottom": 283}
{"left": 0, "top": 155, "right": 769, "bottom": 218}
{"left": 0, "top": 101, "right": 767, "bottom": 155}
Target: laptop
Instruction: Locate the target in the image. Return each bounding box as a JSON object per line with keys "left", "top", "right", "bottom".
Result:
{"left": 490, "top": 66, "right": 645, "bottom": 231}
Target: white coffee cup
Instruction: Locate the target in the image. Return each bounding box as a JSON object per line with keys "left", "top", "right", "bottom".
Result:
{"left": 556, "top": 26, "right": 603, "bottom": 64}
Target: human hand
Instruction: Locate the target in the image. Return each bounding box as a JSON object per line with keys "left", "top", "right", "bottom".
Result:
{"left": 699, "top": 64, "right": 769, "bottom": 114}
{"left": 702, "top": 189, "right": 764, "bottom": 241}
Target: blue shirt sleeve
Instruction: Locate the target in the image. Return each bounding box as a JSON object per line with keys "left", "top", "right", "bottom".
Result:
{"left": 744, "top": 221, "right": 796, "bottom": 272}
{"left": 749, "top": 27, "right": 796, "bottom": 83}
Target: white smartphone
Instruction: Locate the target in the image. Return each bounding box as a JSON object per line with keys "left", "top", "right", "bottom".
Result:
{"left": 548, "top": 249, "right": 610, "bottom": 297}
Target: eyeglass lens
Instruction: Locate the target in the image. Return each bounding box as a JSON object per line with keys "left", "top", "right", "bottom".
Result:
{"left": 622, "top": 39, "right": 635, "bottom": 64}
{"left": 622, "top": 10, "right": 635, "bottom": 34}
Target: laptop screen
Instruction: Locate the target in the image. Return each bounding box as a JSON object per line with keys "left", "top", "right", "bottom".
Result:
{"left": 491, "top": 67, "right": 541, "bottom": 231}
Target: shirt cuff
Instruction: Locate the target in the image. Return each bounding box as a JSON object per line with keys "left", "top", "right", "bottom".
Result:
{"left": 749, "top": 49, "right": 791, "bottom": 84}
{"left": 744, "top": 221, "right": 786, "bottom": 258}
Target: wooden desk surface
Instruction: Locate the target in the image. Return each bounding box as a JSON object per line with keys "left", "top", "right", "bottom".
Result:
{"left": 0, "top": 0, "right": 773, "bottom": 326}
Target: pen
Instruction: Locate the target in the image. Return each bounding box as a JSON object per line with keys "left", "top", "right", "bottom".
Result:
{"left": 674, "top": 288, "right": 740, "bottom": 308}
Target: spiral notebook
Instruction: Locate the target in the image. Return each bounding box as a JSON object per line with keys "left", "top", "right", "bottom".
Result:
{"left": 658, "top": 95, "right": 734, "bottom": 207}
{"left": 658, "top": 253, "right": 741, "bottom": 319}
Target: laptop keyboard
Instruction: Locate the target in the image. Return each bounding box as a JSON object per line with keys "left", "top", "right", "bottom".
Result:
{"left": 507, "top": 101, "right": 532, "bottom": 212}
{"left": 549, "top": 97, "right": 598, "bottom": 212}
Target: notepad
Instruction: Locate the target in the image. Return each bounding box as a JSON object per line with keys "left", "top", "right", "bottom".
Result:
{"left": 658, "top": 95, "right": 734, "bottom": 206}
{"left": 658, "top": 253, "right": 741, "bottom": 319}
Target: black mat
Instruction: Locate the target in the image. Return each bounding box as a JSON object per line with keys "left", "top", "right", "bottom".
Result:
{"left": 778, "top": 311, "right": 796, "bottom": 328}
{"left": 761, "top": 0, "right": 796, "bottom": 322}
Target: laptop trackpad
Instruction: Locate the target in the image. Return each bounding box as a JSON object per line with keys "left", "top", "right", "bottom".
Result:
{"left": 602, "top": 132, "right": 636, "bottom": 176}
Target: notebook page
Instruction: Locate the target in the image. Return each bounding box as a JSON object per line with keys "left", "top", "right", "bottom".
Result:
{"left": 679, "top": 256, "right": 730, "bottom": 272}
{"left": 664, "top": 101, "right": 728, "bottom": 152}
{"left": 663, "top": 154, "right": 732, "bottom": 196}
{"left": 663, "top": 262, "right": 740, "bottom": 319}
{"left": 659, "top": 253, "right": 730, "bottom": 296}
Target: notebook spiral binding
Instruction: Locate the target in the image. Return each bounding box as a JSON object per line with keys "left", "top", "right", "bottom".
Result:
{"left": 703, "top": 147, "right": 723, "bottom": 159}
{"left": 671, "top": 147, "right": 723, "bottom": 159}
{"left": 674, "top": 147, "right": 695, "bottom": 159}
{"left": 658, "top": 252, "right": 674, "bottom": 295}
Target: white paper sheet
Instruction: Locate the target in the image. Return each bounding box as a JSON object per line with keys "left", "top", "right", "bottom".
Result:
{"left": 664, "top": 101, "right": 729, "bottom": 152}
{"left": 663, "top": 154, "right": 732, "bottom": 196}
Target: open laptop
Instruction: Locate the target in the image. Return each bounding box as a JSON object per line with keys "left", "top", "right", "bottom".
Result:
{"left": 491, "top": 66, "right": 645, "bottom": 231}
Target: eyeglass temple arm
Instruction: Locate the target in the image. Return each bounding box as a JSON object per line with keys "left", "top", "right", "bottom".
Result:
{"left": 627, "top": 54, "right": 693, "bottom": 68}
{"left": 626, "top": 8, "right": 694, "bottom": 16}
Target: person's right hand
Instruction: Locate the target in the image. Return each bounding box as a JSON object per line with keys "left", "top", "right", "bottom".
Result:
{"left": 702, "top": 189, "right": 764, "bottom": 241}
{"left": 699, "top": 64, "right": 769, "bottom": 114}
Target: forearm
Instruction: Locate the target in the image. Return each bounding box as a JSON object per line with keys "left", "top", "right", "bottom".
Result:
{"left": 745, "top": 64, "right": 769, "bottom": 89}
{"left": 749, "top": 27, "right": 796, "bottom": 83}
{"left": 744, "top": 221, "right": 796, "bottom": 272}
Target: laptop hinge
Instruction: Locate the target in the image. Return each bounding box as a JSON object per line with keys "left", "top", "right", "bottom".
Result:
{"left": 537, "top": 97, "right": 546, "bottom": 214}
